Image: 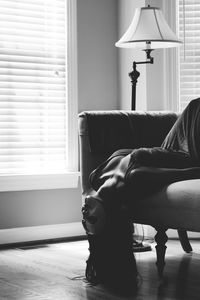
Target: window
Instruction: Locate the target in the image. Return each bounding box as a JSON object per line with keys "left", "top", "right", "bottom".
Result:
{"left": 0, "top": 0, "right": 78, "bottom": 191}
{"left": 163, "top": 0, "right": 200, "bottom": 112}
{"left": 178, "top": 0, "right": 200, "bottom": 111}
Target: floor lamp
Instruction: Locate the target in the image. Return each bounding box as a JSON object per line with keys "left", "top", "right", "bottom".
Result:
{"left": 115, "top": 5, "right": 182, "bottom": 251}
{"left": 115, "top": 5, "right": 182, "bottom": 110}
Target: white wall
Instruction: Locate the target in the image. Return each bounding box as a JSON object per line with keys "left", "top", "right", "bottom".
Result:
{"left": 78, "top": 0, "right": 119, "bottom": 112}
{"left": 0, "top": 187, "right": 82, "bottom": 229}
{"left": 146, "top": 0, "right": 165, "bottom": 111}
{"left": 0, "top": 0, "right": 119, "bottom": 233}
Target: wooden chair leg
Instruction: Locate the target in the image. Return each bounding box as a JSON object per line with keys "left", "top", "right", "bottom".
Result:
{"left": 155, "top": 227, "right": 168, "bottom": 278}
{"left": 178, "top": 230, "right": 193, "bottom": 253}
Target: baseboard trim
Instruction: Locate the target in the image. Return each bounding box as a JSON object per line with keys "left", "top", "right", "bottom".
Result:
{"left": 0, "top": 222, "right": 86, "bottom": 246}
{"left": 167, "top": 229, "right": 200, "bottom": 239}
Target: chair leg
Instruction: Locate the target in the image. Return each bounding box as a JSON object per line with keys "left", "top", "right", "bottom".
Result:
{"left": 155, "top": 227, "right": 168, "bottom": 278}
{"left": 178, "top": 229, "right": 193, "bottom": 253}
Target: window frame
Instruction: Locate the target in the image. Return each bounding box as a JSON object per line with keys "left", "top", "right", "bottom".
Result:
{"left": 163, "top": 0, "right": 181, "bottom": 112}
{"left": 0, "top": 0, "right": 79, "bottom": 192}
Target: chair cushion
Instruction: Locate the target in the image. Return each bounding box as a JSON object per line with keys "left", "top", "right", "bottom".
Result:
{"left": 133, "top": 179, "right": 200, "bottom": 232}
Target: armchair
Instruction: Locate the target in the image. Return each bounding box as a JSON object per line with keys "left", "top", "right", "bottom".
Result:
{"left": 78, "top": 110, "right": 200, "bottom": 277}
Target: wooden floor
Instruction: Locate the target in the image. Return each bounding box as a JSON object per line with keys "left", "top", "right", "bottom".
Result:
{"left": 0, "top": 239, "right": 200, "bottom": 300}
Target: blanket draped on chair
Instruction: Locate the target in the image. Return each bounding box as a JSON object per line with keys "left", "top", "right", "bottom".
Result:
{"left": 89, "top": 98, "right": 200, "bottom": 201}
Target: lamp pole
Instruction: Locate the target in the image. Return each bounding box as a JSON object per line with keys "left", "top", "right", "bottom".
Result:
{"left": 129, "top": 49, "right": 154, "bottom": 110}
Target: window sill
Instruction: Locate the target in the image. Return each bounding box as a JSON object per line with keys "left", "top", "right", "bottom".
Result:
{"left": 0, "top": 172, "right": 80, "bottom": 192}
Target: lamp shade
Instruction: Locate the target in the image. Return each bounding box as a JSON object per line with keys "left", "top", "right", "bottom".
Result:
{"left": 115, "top": 6, "right": 182, "bottom": 49}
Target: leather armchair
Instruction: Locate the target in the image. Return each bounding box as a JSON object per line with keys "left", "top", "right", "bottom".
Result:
{"left": 78, "top": 110, "right": 200, "bottom": 276}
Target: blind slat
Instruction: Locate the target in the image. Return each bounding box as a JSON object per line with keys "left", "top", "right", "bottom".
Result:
{"left": 0, "top": 0, "right": 65, "bottom": 8}
{"left": 0, "top": 89, "right": 65, "bottom": 97}
{"left": 0, "top": 55, "right": 65, "bottom": 65}
{"left": 0, "top": 62, "right": 65, "bottom": 71}
{"left": 0, "top": 50, "right": 65, "bottom": 59}
{"left": 0, "top": 96, "right": 64, "bottom": 103}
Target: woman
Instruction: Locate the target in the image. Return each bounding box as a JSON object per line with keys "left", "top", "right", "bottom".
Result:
{"left": 82, "top": 98, "right": 200, "bottom": 294}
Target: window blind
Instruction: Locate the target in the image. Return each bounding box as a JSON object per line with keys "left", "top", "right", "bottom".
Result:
{"left": 0, "top": 0, "right": 68, "bottom": 175}
{"left": 178, "top": 0, "right": 200, "bottom": 111}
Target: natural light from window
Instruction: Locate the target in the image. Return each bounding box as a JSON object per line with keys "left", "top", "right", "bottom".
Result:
{"left": 178, "top": 0, "right": 200, "bottom": 111}
{"left": 0, "top": 0, "right": 69, "bottom": 175}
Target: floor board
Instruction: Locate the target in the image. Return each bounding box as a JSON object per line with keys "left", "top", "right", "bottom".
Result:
{"left": 0, "top": 239, "right": 200, "bottom": 299}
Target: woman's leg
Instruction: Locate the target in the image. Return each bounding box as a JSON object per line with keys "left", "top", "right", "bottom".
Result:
{"left": 126, "top": 166, "right": 200, "bottom": 199}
